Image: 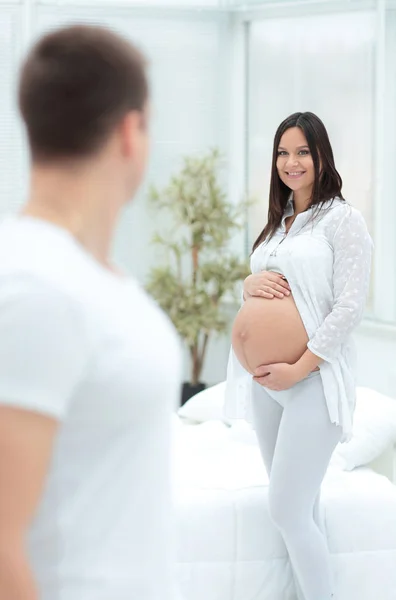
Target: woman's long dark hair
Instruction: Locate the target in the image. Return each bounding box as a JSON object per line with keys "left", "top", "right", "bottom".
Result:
{"left": 252, "top": 112, "right": 344, "bottom": 252}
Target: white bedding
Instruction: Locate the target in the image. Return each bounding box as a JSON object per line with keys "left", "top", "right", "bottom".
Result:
{"left": 172, "top": 419, "right": 396, "bottom": 600}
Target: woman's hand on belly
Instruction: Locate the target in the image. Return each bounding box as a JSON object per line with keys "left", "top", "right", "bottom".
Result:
{"left": 243, "top": 271, "right": 291, "bottom": 300}
{"left": 253, "top": 362, "right": 304, "bottom": 391}
{"left": 253, "top": 348, "right": 322, "bottom": 391}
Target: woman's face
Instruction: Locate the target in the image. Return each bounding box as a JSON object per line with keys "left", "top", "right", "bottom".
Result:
{"left": 276, "top": 127, "right": 315, "bottom": 195}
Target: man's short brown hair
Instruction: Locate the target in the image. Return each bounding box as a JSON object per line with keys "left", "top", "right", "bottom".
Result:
{"left": 18, "top": 25, "right": 148, "bottom": 163}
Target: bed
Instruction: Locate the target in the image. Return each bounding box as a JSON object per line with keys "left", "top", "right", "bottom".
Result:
{"left": 173, "top": 385, "right": 396, "bottom": 600}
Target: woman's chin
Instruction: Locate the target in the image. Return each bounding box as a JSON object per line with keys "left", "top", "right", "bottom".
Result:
{"left": 283, "top": 178, "right": 305, "bottom": 190}
{"left": 283, "top": 179, "right": 314, "bottom": 194}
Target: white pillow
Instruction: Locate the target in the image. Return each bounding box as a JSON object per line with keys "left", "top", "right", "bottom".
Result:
{"left": 177, "top": 381, "right": 231, "bottom": 424}
{"left": 331, "top": 386, "right": 396, "bottom": 471}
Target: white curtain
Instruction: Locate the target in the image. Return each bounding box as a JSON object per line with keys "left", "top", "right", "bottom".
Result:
{"left": 0, "top": 7, "right": 27, "bottom": 214}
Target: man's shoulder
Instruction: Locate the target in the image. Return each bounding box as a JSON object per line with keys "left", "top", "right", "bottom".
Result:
{"left": 0, "top": 219, "right": 100, "bottom": 316}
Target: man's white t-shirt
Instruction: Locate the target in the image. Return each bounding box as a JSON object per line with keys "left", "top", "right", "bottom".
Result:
{"left": 0, "top": 216, "right": 182, "bottom": 600}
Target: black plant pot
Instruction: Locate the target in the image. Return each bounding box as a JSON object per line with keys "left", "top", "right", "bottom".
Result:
{"left": 181, "top": 382, "right": 207, "bottom": 406}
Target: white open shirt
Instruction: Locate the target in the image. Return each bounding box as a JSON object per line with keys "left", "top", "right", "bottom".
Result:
{"left": 224, "top": 197, "right": 373, "bottom": 442}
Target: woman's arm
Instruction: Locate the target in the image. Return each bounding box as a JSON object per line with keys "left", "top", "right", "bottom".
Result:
{"left": 293, "top": 348, "right": 323, "bottom": 380}
{"left": 0, "top": 408, "right": 58, "bottom": 600}
{"left": 304, "top": 206, "right": 373, "bottom": 365}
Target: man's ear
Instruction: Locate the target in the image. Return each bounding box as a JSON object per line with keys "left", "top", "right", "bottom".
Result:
{"left": 119, "top": 111, "right": 142, "bottom": 159}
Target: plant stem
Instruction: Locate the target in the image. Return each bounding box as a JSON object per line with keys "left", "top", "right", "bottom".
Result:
{"left": 190, "top": 343, "right": 199, "bottom": 386}
{"left": 190, "top": 242, "right": 200, "bottom": 384}
{"left": 197, "top": 333, "right": 209, "bottom": 382}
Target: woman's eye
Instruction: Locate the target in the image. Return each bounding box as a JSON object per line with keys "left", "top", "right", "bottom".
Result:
{"left": 277, "top": 150, "right": 310, "bottom": 156}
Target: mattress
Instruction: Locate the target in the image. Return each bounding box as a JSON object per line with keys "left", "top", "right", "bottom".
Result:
{"left": 172, "top": 419, "right": 396, "bottom": 600}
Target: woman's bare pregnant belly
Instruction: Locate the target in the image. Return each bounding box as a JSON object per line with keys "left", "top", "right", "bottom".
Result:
{"left": 231, "top": 295, "right": 309, "bottom": 375}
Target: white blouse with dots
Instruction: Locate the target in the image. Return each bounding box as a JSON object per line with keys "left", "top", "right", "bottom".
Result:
{"left": 224, "top": 196, "right": 373, "bottom": 443}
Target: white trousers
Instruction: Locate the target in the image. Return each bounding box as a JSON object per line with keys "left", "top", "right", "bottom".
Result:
{"left": 251, "top": 371, "right": 341, "bottom": 600}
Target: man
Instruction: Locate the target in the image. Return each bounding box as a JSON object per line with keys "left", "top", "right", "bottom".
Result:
{"left": 0, "top": 25, "right": 181, "bottom": 600}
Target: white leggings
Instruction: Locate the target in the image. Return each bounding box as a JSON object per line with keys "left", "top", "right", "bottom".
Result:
{"left": 251, "top": 371, "right": 341, "bottom": 600}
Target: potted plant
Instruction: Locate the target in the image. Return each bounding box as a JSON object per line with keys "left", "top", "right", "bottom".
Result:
{"left": 146, "top": 148, "right": 250, "bottom": 405}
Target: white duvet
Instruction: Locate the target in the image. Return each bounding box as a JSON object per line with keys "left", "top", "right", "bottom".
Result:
{"left": 172, "top": 418, "right": 396, "bottom": 600}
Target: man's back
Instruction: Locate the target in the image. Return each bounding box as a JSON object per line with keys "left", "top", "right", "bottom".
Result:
{"left": 0, "top": 216, "right": 182, "bottom": 600}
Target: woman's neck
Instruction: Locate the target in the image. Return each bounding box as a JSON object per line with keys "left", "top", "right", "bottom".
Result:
{"left": 292, "top": 187, "right": 313, "bottom": 215}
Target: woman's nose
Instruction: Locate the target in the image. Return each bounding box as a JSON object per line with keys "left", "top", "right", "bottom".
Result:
{"left": 286, "top": 155, "right": 298, "bottom": 168}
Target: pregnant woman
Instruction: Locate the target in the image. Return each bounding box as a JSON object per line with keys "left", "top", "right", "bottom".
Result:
{"left": 225, "top": 112, "right": 373, "bottom": 600}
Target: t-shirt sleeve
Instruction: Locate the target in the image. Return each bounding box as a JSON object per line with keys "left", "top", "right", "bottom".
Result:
{"left": 0, "top": 276, "right": 92, "bottom": 419}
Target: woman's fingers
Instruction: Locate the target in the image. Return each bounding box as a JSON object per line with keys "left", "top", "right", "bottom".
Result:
{"left": 268, "top": 274, "right": 291, "bottom": 292}
{"left": 263, "top": 286, "right": 284, "bottom": 299}
{"left": 272, "top": 283, "right": 290, "bottom": 295}
{"left": 248, "top": 272, "right": 292, "bottom": 298}
{"left": 258, "top": 290, "right": 274, "bottom": 299}
{"left": 253, "top": 288, "right": 285, "bottom": 299}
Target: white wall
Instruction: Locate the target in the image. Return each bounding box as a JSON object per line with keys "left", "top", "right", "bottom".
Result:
{"left": 355, "top": 324, "right": 396, "bottom": 398}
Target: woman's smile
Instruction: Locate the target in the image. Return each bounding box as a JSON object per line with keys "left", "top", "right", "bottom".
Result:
{"left": 285, "top": 171, "right": 306, "bottom": 180}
